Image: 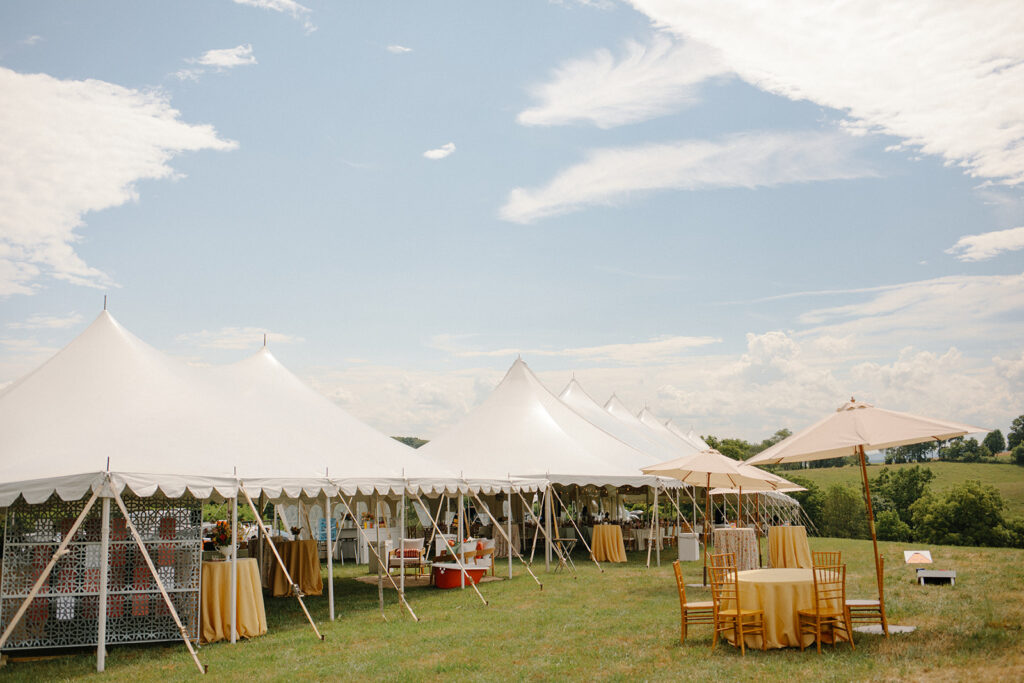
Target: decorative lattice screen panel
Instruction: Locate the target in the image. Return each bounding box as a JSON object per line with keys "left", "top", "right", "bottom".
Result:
{"left": 1, "top": 493, "right": 202, "bottom": 650}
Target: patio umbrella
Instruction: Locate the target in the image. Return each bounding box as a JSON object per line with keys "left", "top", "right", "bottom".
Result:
{"left": 642, "top": 449, "right": 780, "bottom": 583}
{"left": 745, "top": 398, "right": 985, "bottom": 590}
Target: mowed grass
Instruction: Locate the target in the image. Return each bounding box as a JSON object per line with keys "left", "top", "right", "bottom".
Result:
{"left": 788, "top": 461, "right": 1024, "bottom": 518}
{"left": 7, "top": 538, "right": 1024, "bottom": 682}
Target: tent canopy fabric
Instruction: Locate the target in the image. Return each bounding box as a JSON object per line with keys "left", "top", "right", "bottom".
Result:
{"left": 0, "top": 312, "right": 538, "bottom": 506}
{"left": 603, "top": 396, "right": 703, "bottom": 458}
{"left": 420, "top": 359, "right": 678, "bottom": 487}
{"left": 745, "top": 398, "right": 987, "bottom": 465}
{"left": 664, "top": 419, "right": 711, "bottom": 451}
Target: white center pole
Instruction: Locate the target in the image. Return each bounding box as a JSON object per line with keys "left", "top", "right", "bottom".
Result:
{"left": 399, "top": 490, "right": 406, "bottom": 599}
{"left": 96, "top": 495, "right": 111, "bottom": 672}
{"left": 458, "top": 491, "right": 465, "bottom": 589}
{"left": 544, "top": 486, "right": 552, "bottom": 572}
{"left": 230, "top": 495, "right": 238, "bottom": 643}
{"left": 325, "top": 494, "right": 334, "bottom": 621}
{"left": 654, "top": 485, "right": 661, "bottom": 567}
{"left": 507, "top": 490, "right": 513, "bottom": 580}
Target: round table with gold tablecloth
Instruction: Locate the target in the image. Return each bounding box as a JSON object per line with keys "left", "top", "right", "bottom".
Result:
{"left": 732, "top": 568, "right": 849, "bottom": 649}
{"left": 768, "top": 526, "right": 812, "bottom": 569}
{"left": 712, "top": 527, "right": 759, "bottom": 571}
{"left": 200, "top": 558, "right": 267, "bottom": 644}
{"left": 590, "top": 524, "right": 627, "bottom": 563}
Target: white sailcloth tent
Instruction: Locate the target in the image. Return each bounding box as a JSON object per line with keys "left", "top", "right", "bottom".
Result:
{"left": 604, "top": 397, "right": 703, "bottom": 458}
{"left": 420, "top": 359, "right": 667, "bottom": 487}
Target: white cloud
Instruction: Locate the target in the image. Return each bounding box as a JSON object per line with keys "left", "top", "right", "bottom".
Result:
{"left": 195, "top": 44, "right": 257, "bottom": 69}
{"left": 423, "top": 142, "right": 456, "bottom": 160}
{"left": 431, "top": 334, "right": 721, "bottom": 365}
{"left": 0, "top": 68, "right": 236, "bottom": 296}
{"left": 500, "top": 130, "right": 875, "bottom": 223}
{"left": 20, "top": 35, "right": 42, "bottom": 47}
{"left": 628, "top": 1, "right": 1024, "bottom": 185}
{"left": 233, "top": 0, "right": 315, "bottom": 33}
{"left": 8, "top": 312, "right": 83, "bottom": 330}
{"left": 518, "top": 35, "right": 728, "bottom": 128}
{"left": 386, "top": 45, "right": 412, "bottom": 54}
{"left": 176, "top": 326, "right": 304, "bottom": 350}
{"left": 945, "top": 226, "right": 1024, "bottom": 262}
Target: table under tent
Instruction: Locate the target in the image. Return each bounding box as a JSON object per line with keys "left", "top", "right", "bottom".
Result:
{"left": 0, "top": 311, "right": 541, "bottom": 674}
{"left": 419, "top": 358, "right": 704, "bottom": 572}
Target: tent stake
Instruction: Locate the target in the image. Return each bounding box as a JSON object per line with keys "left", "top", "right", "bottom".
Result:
{"left": 111, "top": 488, "right": 207, "bottom": 674}
{"left": 241, "top": 489, "right": 324, "bottom": 640}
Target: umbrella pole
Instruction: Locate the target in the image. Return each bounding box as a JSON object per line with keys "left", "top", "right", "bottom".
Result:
{"left": 858, "top": 445, "right": 883, "bottom": 596}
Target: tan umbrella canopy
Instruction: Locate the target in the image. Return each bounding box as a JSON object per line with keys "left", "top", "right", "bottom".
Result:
{"left": 746, "top": 398, "right": 986, "bottom": 595}
{"left": 643, "top": 449, "right": 780, "bottom": 582}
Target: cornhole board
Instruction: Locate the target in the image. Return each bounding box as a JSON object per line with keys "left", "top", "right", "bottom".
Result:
{"left": 904, "top": 550, "right": 933, "bottom": 564}
{"left": 916, "top": 569, "right": 956, "bottom": 586}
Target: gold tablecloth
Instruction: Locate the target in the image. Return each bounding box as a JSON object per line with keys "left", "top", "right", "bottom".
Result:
{"left": 734, "top": 568, "right": 847, "bottom": 649}
{"left": 270, "top": 539, "right": 323, "bottom": 597}
{"left": 768, "top": 526, "right": 812, "bottom": 569}
{"left": 200, "top": 559, "right": 267, "bottom": 644}
{"left": 590, "top": 525, "right": 627, "bottom": 563}
{"left": 713, "top": 528, "right": 759, "bottom": 571}
{"left": 494, "top": 525, "right": 520, "bottom": 559}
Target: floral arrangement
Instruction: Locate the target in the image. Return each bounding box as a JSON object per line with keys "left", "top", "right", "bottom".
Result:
{"left": 211, "top": 520, "right": 232, "bottom": 547}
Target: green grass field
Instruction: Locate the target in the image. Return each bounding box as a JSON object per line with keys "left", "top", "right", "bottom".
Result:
{"left": 784, "top": 461, "right": 1024, "bottom": 518}
{"left": 7, "top": 537, "right": 1024, "bottom": 682}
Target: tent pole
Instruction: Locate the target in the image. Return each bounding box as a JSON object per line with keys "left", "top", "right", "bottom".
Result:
{"left": 858, "top": 445, "right": 884, "bottom": 608}
{"left": 375, "top": 495, "right": 384, "bottom": 614}
{"left": 111, "top": 488, "right": 207, "bottom": 673}
{"left": 412, "top": 492, "right": 489, "bottom": 606}
{"left": 754, "top": 493, "right": 762, "bottom": 568}
{"left": 471, "top": 491, "right": 542, "bottom": 588}
{"left": 458, "top": 491, "right": 465, "bottom": 589}
{"left": 96, "top": 495, "right": 111, "bottom": 672}
{"left": 655, "top": 485, "right": 661, "bottom": 567}
{"left": 241, "top": 489, "right": 325, "bottom": 638}
{"left": 645, "top": 486, "right": 656, "bottom": 568}
{"left": 336, "top": 494, "right": 419, "bottom": 620}
{"left": 399, "top": 490, "right": 406, "bottom": 603}
{"left": 507, "top": 490, "right": 513, "bottom": 580}
{"left": 0, "top": 485, "right": 102, "bottom": 651}
{"left": 544, "top": 487, "right": 552, "bottom": 572}
{"left": 549, "top": 487, "right": 598, "bottom": 573}
{"left": 230, "top": 494, "right": 238, "bottom": 643}
{"left": 325, "top": 494, "right": 335, "bottom": 621}
{"left": 703, "top": 473, "right": 711, "bottom": 587}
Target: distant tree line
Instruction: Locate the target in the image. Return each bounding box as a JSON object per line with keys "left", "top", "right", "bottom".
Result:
{"left": 392, "top": 436, "right": 429, "bottom": 448}
{"left": 885, "top": 414, "right": 1024, "bottom": 464}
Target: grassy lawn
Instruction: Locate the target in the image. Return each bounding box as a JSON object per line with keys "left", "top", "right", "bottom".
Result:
{"left": 6, "top": 537, "right": 1024, "bottom": 681}
{"left": 785, "top": 461, "right": 1024, "bottom": 518}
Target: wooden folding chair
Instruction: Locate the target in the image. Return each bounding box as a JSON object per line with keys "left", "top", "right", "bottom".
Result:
{"left": 798, "top": 564, "right": 855, "bottom": 653}
{"left": 846, "top": 555, "right": 889, "bottom": 637}
{"left": 709, "top": 552, "right": 766, "bottom": 656}
{"left": 812, "top": 550, "right": 841, "bottom": 567}
{"left": 672, "top": 560, "right": 714, "bottom": 644}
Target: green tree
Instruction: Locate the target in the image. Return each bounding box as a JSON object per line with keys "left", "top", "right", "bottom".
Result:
{"left": 784, "top": 475, "right": 823, "bottom": 529}
{"left": 1013, "top": 444, "right": 1024, "bottom": 466}
{"left": 875, "top": 509, "right": 912, "bottom": 542}
{"left": 818, "top": 484, "right": 869, "bottom": 539}
{"left": 937, "top": 437, "right": 992, "bottom": 462}
{"left": 1008, "top": 415, "right": 1024, "bottom": 450}
{"left": 910, "top": 480, "right": 1010, "bottom": 547}
{"left": 756, "top": 429, "right": 792, "bottom": 453}
{"left": 392, "top": 436, "right": 428, "bottom": 448}
{"left": 884, "top": 442, "right": 934, "bottom": 463}
{"left": 982, "top": 429, "right": 1006, "bottom": 455}
{"left": 872, "top": 465, "right": 935, "bottom": 526}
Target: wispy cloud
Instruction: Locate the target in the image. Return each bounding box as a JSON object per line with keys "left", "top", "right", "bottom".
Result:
{"left": 176, "top": 326, "right": 304, "bottom": 350}
{"left": 518, "top": 35, "right": 728, "bottom": 128}
{"left": 500, "top": 130, "right": 875, "bottom": 223}
{"left": 0, "top": 67, "right": 236, "bottom": 296}
{"left": 175, "top": 44, "right": 257, "bottom": 81}
{"left": 8, "top": 312, "right": 83, "bottom": 330}
{"left": 946, "top": 226, "right": 1024, "bottom": 262}
{"left": 431, "top": 334, "right": 721, "bottom": 365}
{"left": 233, "top": 0, "right": 315, "bottom": 33}
{"left": 423, "top": 142, "right": 456, "bottom": 160}
{"left": 387, "top": 45, "right": 412, "bottom": 54}
{"left": 628, "top": 1, "right": 1024, "bottom": 185}
{"left": 20, "top": 35, "right": 42, "bottom": 47}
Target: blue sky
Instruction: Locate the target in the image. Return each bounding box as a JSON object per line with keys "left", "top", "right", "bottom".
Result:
{"left": 1, "top": 0, "right": 1022, "bottom": 441}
